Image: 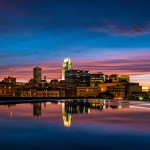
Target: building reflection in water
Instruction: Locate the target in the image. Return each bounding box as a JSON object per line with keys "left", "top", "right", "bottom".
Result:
{"left": 2, "top": 104, "right": 16, "bottom": 117}
{"left": 62, "top": 99, "right": 129, "bottom": 127}
{"left": 1, "top": 100, "right": 129, "bottom": 126}
{"left": 33, "top": 103, "right": 42, "bottom": 117}
{"left": 90, "top": 99, "right": 129, "bottom": 110}
{"left": 62, "top": 101, "right": 90, "bottom": 128}
{"left": 0, "top": 100, "right": 129, "bottom": 127}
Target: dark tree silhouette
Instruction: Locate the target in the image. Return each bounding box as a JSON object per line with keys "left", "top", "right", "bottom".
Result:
{"left": 96, "top": 91, "right": 114, "bottom": 99}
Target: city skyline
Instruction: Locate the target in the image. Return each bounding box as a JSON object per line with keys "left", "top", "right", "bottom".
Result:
{"left": 0, "top": 1, "right": 150, "bottom": 150}
{"left": 0, "top": 57, "right": 149, "bottom": 88}
{"left": 0, "top": 0, "right": 150, "bottom": 88}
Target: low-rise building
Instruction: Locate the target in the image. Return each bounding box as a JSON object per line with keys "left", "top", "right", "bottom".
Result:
{"left": 142, "top": 87, "right": 149, "bottom": 93}
{"left": 109, "top": 74, "right": 130, "bottom": 83}
{"left": 49, "top": 79, "right": 60, "bottom": 88}
{"left": 3, "top": 76, "right": 16, "bottom": 85}
{"left": 98, "top": 82, "right": 142, "bottom": 99}
{"left": 21, "top": 89, "right": 65, "bottom": 97}
{"left": 107, "top": 85, "right": 126, "bottom": 100}
{"left": 90, "top": 72, "right": 108, "bottom": 86}
{"left": 0, "top": 83, "right": 15, "bottom": 97}
{"left": 98, "top": 82, "right": 120, "bottom": 92}
{"left": 76, "top": 86, "right": 100, "bottom": 97}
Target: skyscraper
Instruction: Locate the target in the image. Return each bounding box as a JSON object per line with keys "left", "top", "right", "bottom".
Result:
{"left": 33, "top": 67, "right": 42, "bottom": 83}
{"left": 62, "top": 58, "right": 72, "bottom": 80}
{"left": 65, "top": 69, "right": 90, "bottom": 88}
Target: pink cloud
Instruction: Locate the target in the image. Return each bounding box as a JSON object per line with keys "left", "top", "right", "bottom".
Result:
{"left": 0, "top": 52, "right": 149, "bottom": 87}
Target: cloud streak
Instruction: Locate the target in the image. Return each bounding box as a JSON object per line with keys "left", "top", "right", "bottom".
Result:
{"left": 95, "top": 21, "right": 150, "bottom": 36}
{"left": 0, "top": 52, "right": 149, "bottom": 87}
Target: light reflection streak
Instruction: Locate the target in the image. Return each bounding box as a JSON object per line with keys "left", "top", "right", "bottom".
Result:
{"left": 130, "top": 106, "right": 150, "bottom": 110}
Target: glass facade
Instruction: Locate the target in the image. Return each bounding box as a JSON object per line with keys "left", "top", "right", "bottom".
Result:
{"left": 62, "top": 58, "right": 72, "bottom": 80}
{"left": 65, "top": 69, "right": 90, "bottom": 88}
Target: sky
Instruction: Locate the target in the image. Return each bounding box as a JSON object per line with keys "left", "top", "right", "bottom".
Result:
{"left": 0, "top": 0, "right": 150, "bottom": 87}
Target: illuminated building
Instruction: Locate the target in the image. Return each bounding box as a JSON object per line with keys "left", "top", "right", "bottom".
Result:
{"left": 98, "top": 82, "right": 142, "bottom": 99}
{"left": 109, "top": 74, "right": 130, "bottom": 83}
{"left": 107, "top": 85, "right": 126, "bottom": 100}
{"left": 21, "top": 89, "right": 65, "bottom": 97}
{"left": 142, "top": 87, "right": 149, "bottom": 93}
{"left": 62, "top": 58, "right": 72, "bottom": 80}
{"left": 76, "top": 86, "right": 100, "bottom": 97}
{"left": 65, "top": 69, "right": 90, "bottom": 89}
{"left": 90, "top": 72, "right": 108, "bottom": 86}
{"left": 98, "top": 82, "right": 120, "bottom": 92}
{"left": 33, "top": 67, "right": 42, "bottom": 83}
{"left": 36, "top": 90, "right": 62, "bottom": 97}
{"left": 0, "top": 82, "right": 15, "bottom": 97}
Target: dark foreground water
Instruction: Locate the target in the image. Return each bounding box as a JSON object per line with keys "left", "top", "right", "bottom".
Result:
{"left": 0, "top": 99, "right": 150, "bottom": 150}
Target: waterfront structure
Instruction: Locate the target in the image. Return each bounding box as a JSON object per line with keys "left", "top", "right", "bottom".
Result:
{"left": 98, "top": 82, "right": 142, "bottom": 99}
{"left": 76, "top": 86, "right": 100, "bottom": 97}
{"left": 107, "top": 85, "right": 126, "bottom": 100}
{"left": 65, "top": 69, "right": 90, "bottom": 89}
{"left": 33, "top": 67, "right": 42, "bottom": 83}
{"left": 62, "top": 58, "right": 72, "bottom": 80}
{"left": 21, "top": 89, "right": 65, "bottom": 97}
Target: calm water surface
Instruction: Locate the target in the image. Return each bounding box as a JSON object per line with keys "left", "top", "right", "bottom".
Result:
{"left": 0, "top": 99, "right": 150, "bottom": 150}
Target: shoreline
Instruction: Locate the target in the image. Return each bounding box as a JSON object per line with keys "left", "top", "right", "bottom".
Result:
{"left": 0, "top": 97, "right": 149, "bottom": 105}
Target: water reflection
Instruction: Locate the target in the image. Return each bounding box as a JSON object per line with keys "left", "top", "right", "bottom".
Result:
{"left": 2, "top": 99, "right": 130, "bottom": 127}
{"left": 62, "top": 101, "right": 90, "bottom": 127}
{"left": 33, "top": 103, "right": 42, "bottom": 117}
{"left": 0, "top": 100, "right": 150, "bottom": 150}
{"left": 61, "top": 100, "right": 129, "bottom": 127}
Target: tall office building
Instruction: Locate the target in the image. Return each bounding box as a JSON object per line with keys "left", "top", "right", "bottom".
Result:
{"left": 65, "top": 69, "right": 90, "bottom": 88}
{"left": 62, "top": 58, "right": 72, "bottom": 80}
{"left": 33, "top": 67, "right": 42, "bottom": 83}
